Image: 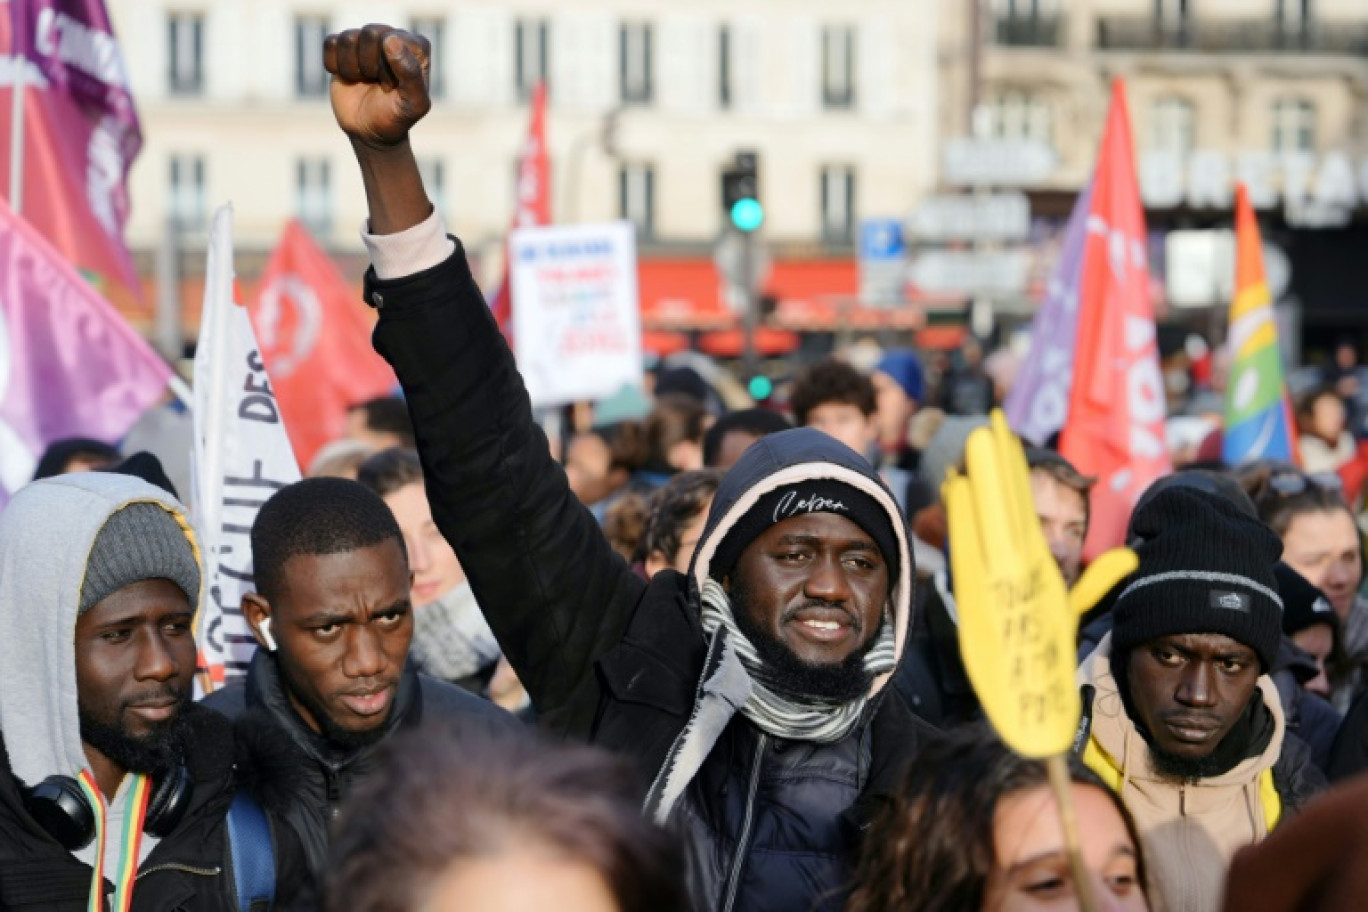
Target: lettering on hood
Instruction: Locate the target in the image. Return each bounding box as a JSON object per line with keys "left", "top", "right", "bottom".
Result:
{"left": 773, "top": 490, "right": 847, "bottom": 523}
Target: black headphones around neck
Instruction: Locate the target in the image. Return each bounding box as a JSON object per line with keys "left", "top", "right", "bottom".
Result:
{"left": 22, "top": 765, "right": 193, "bottom": 850}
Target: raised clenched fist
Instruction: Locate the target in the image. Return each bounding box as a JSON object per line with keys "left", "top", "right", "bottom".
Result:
{"left": 324, "top": 24, "right": 431, "bottom": 149}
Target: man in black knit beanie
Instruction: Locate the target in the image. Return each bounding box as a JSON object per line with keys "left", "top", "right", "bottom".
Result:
{"left": 1075, "top": 486, "right": 1325, "bottom": 912}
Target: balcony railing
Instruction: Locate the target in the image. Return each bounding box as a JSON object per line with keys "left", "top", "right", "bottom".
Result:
{"left": 994, "top": 15, "right": 1063, "bottom": 48}
{"left": 1097, "top": 17, "right": 1368, "bottom": 54}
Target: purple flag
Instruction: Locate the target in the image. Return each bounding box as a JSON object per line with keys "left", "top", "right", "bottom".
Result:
{"left": 1004, "top": 182, "right": 1093, "bottom": 446}
{"left": 0, "top": 199, "right": 170, "bottom": 507}
{"left": 7, "top": 0, "right": 142, "bottom": 288}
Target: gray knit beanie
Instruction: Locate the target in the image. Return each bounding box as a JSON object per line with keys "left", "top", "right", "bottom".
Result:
{"left": 79, "top": 503, "right": 201, "bottom": 614}
{"left": 919, "top": 415, "right": 989, "bottom": 495}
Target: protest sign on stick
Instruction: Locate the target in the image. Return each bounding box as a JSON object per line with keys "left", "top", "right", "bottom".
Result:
{"left": 193, "top": 204, "right": 301, "bottom": 693}
{"left": 944, "top": 411, "right": 1093, "bottom": 911}
{"left": 510, "top": 221, "right": 644, "bottom": 408}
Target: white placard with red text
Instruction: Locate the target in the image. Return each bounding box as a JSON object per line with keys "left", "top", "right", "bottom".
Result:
{"left": 510, "top": 221, "right": 644, "bottom": 408}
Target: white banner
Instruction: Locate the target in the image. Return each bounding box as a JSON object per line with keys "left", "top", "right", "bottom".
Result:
{"left": 909, "top": 249, "right": 1032, "bottom": 295}
{"left": 511, "top": 221, "right": 645, "bottom": 407}
{"left": 1139, "top": 149, "right": 1368, "bottom": 226}
{"left": 192, "top": 205, "right": 301, "bottom": 694}
{"left": 906, "top": 193, "right": 1031, "bottom": 242}
{"left": 942, "top": 138, "right": 1057, "bottom": 187}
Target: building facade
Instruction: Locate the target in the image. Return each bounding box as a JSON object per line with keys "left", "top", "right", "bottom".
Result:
{"left": 109, "top": 0, "right": 939, "bottom": 262}
{"left": 938, "top": 0, "right": 1368, "bottom": 344}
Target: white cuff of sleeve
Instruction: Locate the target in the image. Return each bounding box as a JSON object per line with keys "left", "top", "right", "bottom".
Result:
{"left": 359, "top": 210, "right": 456, "bottom": 281}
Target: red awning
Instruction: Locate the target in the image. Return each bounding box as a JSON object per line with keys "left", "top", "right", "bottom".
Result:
{"left": 697, "top": 328, "right": 802, "bottom": 358}
{"left": 641, "top": 330, "right": 691, "bottom": 357}
{"left": 915, "top": 325, "right": 968, "bottom": 350}
{"left": 638, "top": 258, "right": 734, "bottom": 329}
{"left": 768, "top": 259, "right": 857, "bottom": 302}
{"left": 638, "top": 256, "right": 949, "bottom": 332}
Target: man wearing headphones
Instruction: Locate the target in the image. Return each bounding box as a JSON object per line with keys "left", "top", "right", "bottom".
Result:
{"left": 0, "top": 471, "right": 301, "bottom": 909}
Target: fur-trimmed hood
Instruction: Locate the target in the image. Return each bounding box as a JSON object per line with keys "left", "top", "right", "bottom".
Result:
{"left": 687, "top": 427, "right": 914, "bottom": 694}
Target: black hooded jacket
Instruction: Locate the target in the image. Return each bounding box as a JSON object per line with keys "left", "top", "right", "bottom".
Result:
{"left": 366, "top": 242, "right": 939, "bottom": 911}
{"left": 0, "top": 703, "right": 306, "bottom": 911}
{"left": 202, "top": 649, "right": 514, "bottom": 882}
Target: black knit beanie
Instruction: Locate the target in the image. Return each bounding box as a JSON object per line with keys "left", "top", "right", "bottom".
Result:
{"left": 1112, "top": 487, "right": 1284, "bottom": 671}
{"left": 79, "top": 502, "right": 201, "bottom": 614}
{"left": 709, "top": 479, "right": 900, "bottom": 585}
{"left": 1275, "top": 562, "right": 1338, "bottom": 638}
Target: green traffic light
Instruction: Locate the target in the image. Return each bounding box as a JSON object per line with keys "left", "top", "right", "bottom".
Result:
{"left": 748, "top": 376, "right": 773, "bottom": 400}
{"left": 730, "top": 198, "right": 765, "bottom": 233}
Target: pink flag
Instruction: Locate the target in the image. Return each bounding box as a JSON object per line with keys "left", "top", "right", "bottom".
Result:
{"left": 0, "top": 200, "right": 170, "bottom": 505}
{"left": 1059, "top": 79, "right": 1171, "bottom": 559}
{"left": 1, "top": 1, "right": 143, "bottom": 293}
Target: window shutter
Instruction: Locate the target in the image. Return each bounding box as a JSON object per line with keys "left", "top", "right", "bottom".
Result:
{"left": 127, "top": 5, "right": 167, "bottom": 100}
{"left": 451, "top": 7, "right": 512, "bottom": 107}
{"left": 553, "top": 12, "right": 613, "bottom": 111}
{"left": 659, "top": 15, "right": 712, "bottom": 114}
{"left": 205, "top": 6, "right": 247, "bottom": 100}
{"left": 787, "top": 17, "right": 820, "bottom": 117}
{"left": 859, "top": 19, "right": 895, "bottom": 119}
{"left": 732, "top": 17, "right": 767, "bottom": 115}
{"left": 244, "top": 2, "right": 292, "bottom": 102}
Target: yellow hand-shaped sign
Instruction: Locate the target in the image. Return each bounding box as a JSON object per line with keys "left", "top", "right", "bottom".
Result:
{"left": 943, "top": 411, "right": 1081, "bottom": 758}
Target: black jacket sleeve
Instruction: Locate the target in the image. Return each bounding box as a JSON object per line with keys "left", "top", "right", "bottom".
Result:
{"left": 1273, "top": 732, "right": 1327, "bottom": 816}
{"left": 1328, "top": 687, "right": 1368, "bottom": 783}
{"left": 368, "top": 245, "right": 648, "bottom": 736}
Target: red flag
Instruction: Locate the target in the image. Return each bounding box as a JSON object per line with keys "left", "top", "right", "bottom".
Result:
{"left": 250, "top": 221, "right": 396, "bottom": 469}
{"left": 1060, "top": 79, "right": 1171, "bottom": 558}
{"left": 489, "top": 81, "right": 551, "bottom": 340}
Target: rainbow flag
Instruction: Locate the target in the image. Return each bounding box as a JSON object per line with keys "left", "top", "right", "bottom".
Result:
{"left": 1223, "top": 183, "right": 1297, "bottom": 465}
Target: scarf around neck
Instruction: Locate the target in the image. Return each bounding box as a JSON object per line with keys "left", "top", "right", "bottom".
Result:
{"left": 644, "top": 579, "right": 895, "bottom": 824}
{"left": 700, "top": 578, "right": 895, "bottom": 741}
{"left": 410, "top": 582, "right": 503, "bottom": 683}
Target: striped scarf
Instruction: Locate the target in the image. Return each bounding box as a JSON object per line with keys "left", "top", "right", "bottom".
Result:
{"left": 411, "top": 582, "right": 503, "bottom": 683}
{"left": 699, "top": 578, "right": 896, "bottom": 743}
{"left": 645, "top": 580, "right": 895, "bottom": 824}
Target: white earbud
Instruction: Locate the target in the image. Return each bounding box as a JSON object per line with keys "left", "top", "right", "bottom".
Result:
{"left": 259, "top": 617, "right": 278, "bottom": 652}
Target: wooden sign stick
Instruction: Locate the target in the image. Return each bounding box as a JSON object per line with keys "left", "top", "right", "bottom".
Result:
{"left": 1046, "top": 752, "right": 1099, "bottom": 912}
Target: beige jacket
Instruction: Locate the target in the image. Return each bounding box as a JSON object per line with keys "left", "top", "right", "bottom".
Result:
{"left": 1078, "top": 635, "right": 1286, "bottom": 912}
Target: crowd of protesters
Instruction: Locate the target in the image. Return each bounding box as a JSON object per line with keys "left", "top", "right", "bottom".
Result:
{"left": 11, "top": 22, "right": 1368, "bottom": 912}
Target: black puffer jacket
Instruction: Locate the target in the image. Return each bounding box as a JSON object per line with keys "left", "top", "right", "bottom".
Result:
{"left": 0, "top": 703, "right": 306, "bottom": 911}
{"left": 203, "top": 649, "right": 515, "bottom": 881}
{"left": 1270, "top": 638, "right": 1342, "bottom": 774}
{"left": 368, "top": 244, "right": 939, "bottom": 911}
{"left": 893, "top": 572, "right": 982, "bottom": 730}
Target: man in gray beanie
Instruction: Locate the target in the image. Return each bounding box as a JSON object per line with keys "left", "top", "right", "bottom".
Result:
{"left": 0, "top": 471, "right": 305, "bottom": 909}
{"left": 1075, "top": 486, "right": 1325, "bottom": 912}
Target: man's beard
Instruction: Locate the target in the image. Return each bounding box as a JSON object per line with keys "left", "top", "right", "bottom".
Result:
{"left": 283, "top": 666, "right": 394, "bottom": 752}
{"left": 1113, "top": 648, "right": 1249, "bottom": 784}
{"left": 311, "top": 702, "right": 391, "bottom": 752}
{"left": 79, "top": 699, "right": 189, "bottom": 777}
{"left": 729, "top": 574, "right": 883, "bottom": 702}
{"left": 1149, "top": 746, "right": 1232, "bottom": 782}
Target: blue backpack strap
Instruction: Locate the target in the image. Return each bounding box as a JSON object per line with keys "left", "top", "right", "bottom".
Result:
{"left": 226, "top": 790, "right": 276, "bottom": 912}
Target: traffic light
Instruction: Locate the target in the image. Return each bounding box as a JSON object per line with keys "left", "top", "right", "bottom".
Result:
{"left": 722, "top": 151, "right": 763, "bottom": 233}
{"left": 747, "top": 375, "right": 773, "bottom": 402}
